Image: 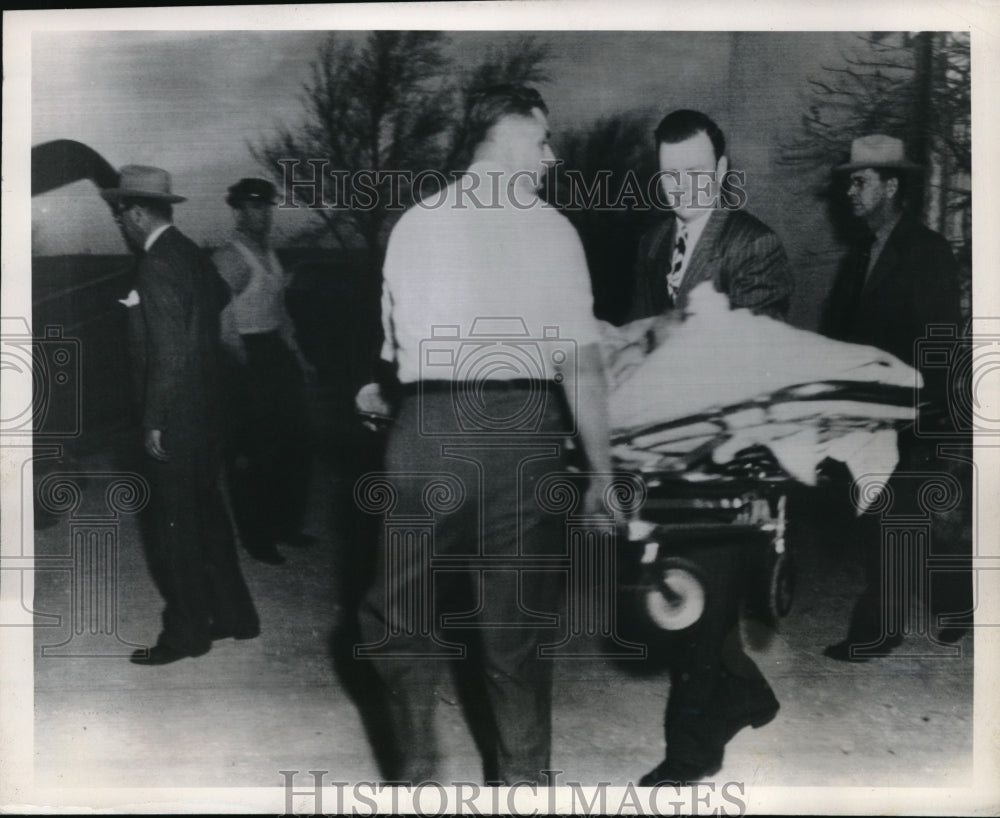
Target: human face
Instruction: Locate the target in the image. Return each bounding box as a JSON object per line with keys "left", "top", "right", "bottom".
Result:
{"left": 236, "top": 200, "right": 273, "bottom": 239}
{"left": 847, "top": 168, "right": 895, "bottom": 227}
{"left": 494, "top": 107, "right": 556, "bottom": 193}
{"left": 113, "top": 202, "right": 145, "bottom": 252}
{"left": 657, "top": 130, "right": 727, "bottom": 222}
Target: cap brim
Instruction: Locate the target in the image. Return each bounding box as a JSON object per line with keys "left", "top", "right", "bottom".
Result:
{"left": 229, "top": 194, "right": 277, "bottom": 205}
{"left": 100, "top": 188, "right": 187, "bottom": 203}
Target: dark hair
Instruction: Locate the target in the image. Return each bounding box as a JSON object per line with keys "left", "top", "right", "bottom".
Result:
{"left": 458, "top": 84, "right": 548, "bottom": 160}
{"left": 118, "top": 197, "right": 173, "bottom": 222}
{"left": 653, "top": 109, "right": 726, "bottom": 162}
{"left": 874, "top": 167, "right": 909, "bottom": 207}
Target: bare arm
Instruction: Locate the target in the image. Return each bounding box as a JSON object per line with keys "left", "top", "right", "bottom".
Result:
{"left": 212, "top": 244, "right": 252, "bottom": 295}
{"left": 561, "top": 342, "right": 617, "bottom": 518}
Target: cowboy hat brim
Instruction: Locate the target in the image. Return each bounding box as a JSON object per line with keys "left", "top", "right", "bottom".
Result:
{"left": 100, "top": 188, "right": 187, "bottom": 203}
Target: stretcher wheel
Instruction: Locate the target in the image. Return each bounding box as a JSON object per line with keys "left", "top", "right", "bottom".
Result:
{"left": 744, "top": 547, "right": 795, "bottom": 628}
{"left": 770, "top": 551, "right": 795, "bottom": 619}
{"left": 645, "top": 557, "right": 706, "bottom": 631}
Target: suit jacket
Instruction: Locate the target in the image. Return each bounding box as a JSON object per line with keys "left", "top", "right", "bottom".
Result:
{"left": 131, "top": 226, "right": 231, "bottom": 453}
{"left": 627, "top": 209, "right": 794, "bottom": 322}
{"left": 821, "top": 215, "right": 964, "bottom": 410}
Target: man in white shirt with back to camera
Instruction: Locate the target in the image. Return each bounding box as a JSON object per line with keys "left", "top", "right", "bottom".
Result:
{"left": 355, "top": 84, "right": 614, "bottom": 785}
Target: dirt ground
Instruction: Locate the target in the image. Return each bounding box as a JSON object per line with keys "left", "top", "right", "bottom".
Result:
{"left": 22, "top": 388, "right": 990, "bottom": 812}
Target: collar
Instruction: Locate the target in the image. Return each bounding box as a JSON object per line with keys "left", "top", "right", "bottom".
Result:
{"left": 463, "top": 160, "right": 541, "bottom": 207}
{"left": 873, "top": 212, "right": 902, "bottom": 246}
{"left": 144, "top": 223, "right": 171, "bottom": 252}
{"left": 676, "top": 207, "right": 713, "bottom": 248}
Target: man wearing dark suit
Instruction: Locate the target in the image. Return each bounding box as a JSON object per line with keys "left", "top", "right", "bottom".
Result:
{"left": 628, "top": 111, "right": 793, "bottom": 323}
{"left": 629, "top": 110, "right": 791, "bottom": 787}
{"left": 821, "top": 135, "right": 971, "bottom": 661}
{"left": 104, "top": 166, "right": 260, "bottom": 665}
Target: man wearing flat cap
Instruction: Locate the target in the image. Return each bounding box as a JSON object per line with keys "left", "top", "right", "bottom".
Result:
{"left": 105, "top": 165, "right": 260, "bottom": 665}
{"left": 213, "top": 177, "right": 315, "bottom": 566}
{"left": 821, "top": 135, "right": 971, "bottom": 661}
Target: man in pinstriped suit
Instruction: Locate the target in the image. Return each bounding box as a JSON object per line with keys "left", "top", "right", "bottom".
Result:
{"left": 628, "top": 109, "right": 793, "bottom": 323}
{"left": 627, "top": 110, "right": 792, "bottom": 786}
{"left": 105, "top": 165, "right": 260, "bottom": 665}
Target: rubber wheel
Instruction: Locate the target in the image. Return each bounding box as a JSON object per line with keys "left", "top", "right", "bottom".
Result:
{"left": 644, "top": 557, "right": 706, "bottom": 631}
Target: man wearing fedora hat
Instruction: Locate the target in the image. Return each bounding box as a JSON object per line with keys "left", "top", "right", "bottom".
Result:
{"left": 105, "top": 165, "right": 260, "bottom": 665}
{"left": 213, "top": 177, "right": 316, "bottom": 566}
{"left": 821, "top": 135, "right": 971, "bottom": 661}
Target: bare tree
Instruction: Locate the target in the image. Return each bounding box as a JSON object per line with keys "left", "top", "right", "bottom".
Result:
{"left": 251, "top": 32, "right": 455, "bottom": 273}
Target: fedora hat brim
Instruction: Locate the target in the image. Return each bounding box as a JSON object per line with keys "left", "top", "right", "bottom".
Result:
{"left": 100, "top": 187, "right": 187, "bottom": 203}
{"left": 834, "top": 159, "right": 922, "bottom": 173}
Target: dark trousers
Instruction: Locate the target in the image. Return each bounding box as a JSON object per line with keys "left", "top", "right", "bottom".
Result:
{"left": 143, "top": 443, "right": 259, "bottom": 651}
{"left": 843, "top": 432, "right": 974, "bottom": 646}
{"left": 224, "top": 332, "right": 311, "bottom": 548}
{"left": 663, "top": 541, "right": 777, "bottom": 769}
{"left": 358, "top": 386, "right": 568, "bottom": 784}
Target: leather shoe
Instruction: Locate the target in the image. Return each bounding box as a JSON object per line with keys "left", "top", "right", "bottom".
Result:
{"left": 639, "top": 757, "right": 721, "bottom": 787}
{"left": 130, "top": 643, "right": 210, "bottom": 666}
{"left": 823, "top": 634, "right": 903, "bottom": 662}
{"left": 244, "top": 542, "right": 285, "bottom": 565}
{"left": 725, "top": 699, "right": 779, "bottom": 743}
{"left": 210, "top": 623, "right": 260, "bottom": 641}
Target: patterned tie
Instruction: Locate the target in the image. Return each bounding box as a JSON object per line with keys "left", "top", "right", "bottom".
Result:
{"left": 666, "top": 221, "right": 688, "bottom": 301}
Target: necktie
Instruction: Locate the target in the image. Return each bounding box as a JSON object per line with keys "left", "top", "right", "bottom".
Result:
{"left": 666, "top": 222, "right": 688, "bottom": 301}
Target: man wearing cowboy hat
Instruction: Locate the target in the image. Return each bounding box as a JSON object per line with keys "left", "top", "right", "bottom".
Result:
{"left": 105, "top": 165, "right": 260, "bottom": 665}
{"left": 821, "top": 135, "right": 971, "bottom": 661}
{"left": 213, "top": 177, "right": 315, "bottom": 566}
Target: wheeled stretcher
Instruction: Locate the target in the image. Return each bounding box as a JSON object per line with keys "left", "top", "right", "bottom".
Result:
{"left": 610, "top": 379, "right": 917, "bottom": 632}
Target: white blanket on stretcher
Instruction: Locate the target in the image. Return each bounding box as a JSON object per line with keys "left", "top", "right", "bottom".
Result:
{"left": 604, "top": 285, "right": 922, "bottom": 509}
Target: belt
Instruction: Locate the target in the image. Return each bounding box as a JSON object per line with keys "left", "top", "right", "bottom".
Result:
{"left": 400, "top": 379, "right": 553, "bottom": 396}
{"left": 240, "top": 329, "right": 282, "bottom": 340}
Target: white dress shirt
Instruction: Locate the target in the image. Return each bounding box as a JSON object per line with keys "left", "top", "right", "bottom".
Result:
{"left": 380, "top": 162, "right": 600, "bottom": 384}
